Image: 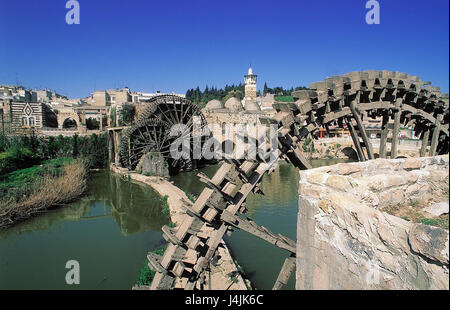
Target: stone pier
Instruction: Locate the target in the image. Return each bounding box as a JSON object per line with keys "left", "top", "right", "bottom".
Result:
{"left": 297, "top": 155, "right": 449, "bottom": 290}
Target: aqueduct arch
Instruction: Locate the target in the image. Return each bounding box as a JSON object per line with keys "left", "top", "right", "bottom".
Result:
{"left": 57, "top": 110, "right": 81, "bottom": 130}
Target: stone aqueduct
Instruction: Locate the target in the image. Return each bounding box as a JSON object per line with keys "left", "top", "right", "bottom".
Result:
{"left": 109, "top": 70, "right": 448, "bottom": 290}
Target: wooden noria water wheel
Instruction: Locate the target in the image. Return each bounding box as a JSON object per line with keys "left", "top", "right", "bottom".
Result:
{"left": 119, "top": 95, "right": 209, "bottom": 175}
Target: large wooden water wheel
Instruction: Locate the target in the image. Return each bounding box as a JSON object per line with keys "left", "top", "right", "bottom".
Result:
{"left": 119, "top": 95, "right": 209, "bottom": 174}
{"left": 136, "top": 71, "right": 449, "bottom": 291}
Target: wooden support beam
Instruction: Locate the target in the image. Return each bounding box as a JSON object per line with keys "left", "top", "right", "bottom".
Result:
{"left": 420, "top": 127, "right": 430, "bottom": 157}
{"left": 162, "top": 225, "right": 182, "bottom": 246}
{"left": 221, "top": 211, "right": 296, "bottom": 253}
{"left": 390, "top": 99, "right": 402, "bottom": 159}
{"left": 175, "top": 215, "right": 203, "bottom": 241}
{"left": 379, "top": 110, "right": 389, "bottom": 158}
{"left": 147, "top": 252, "right": 166, "bottom": 274}
{"left": 430, "top": 114, "right": 443, "bottom": 156}
{"left": 272, "top": 256, "right": 296, "bottom": 290}
{"left": 196, "top": 224, "right": 228, "bottom": 273}
{"left": 288, "top": 141, "right": 313, "bottom": 169}
{"left": 349, "top": 99, "right": 374, "bottom": 159}
{"left": 160, "top": 244, "right": 187, "bottom": 269}
{"left": 149, "top": 272, "right": 175, "bottom": 290}
{"left": 173, "top": 261, "right": 186, "bottom": 278}
{"left": 346, "top": 118, "right": 366, "bottom": 161}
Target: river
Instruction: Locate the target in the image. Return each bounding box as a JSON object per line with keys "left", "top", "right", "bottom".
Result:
{"left": 0, "top": 158, "right": 349, "bottom": 290}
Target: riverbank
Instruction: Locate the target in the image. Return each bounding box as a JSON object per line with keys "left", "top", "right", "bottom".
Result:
{"left": 110, "top": 164, "right": 250, "bottom": 290}
{"left": 0, "top": 158, "right": 87, "bottom": 229}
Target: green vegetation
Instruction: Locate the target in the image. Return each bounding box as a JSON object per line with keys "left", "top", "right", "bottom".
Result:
{"left": 0, "top": 158, "right": 87, "bottom": 229}
{"left": 421, "top": 218, "right": 440, "bottom": 226}
{"left": 161, "top": 195, "right": 170, "bottom": 217}
{"left": 263, "top": 83, "right": 309, "bottom": 96}
{"left": 302, "top": 136, "right": 313, "bottom": 152}
{"left": 118, "top": 104, "right": 136, "bottom": 126}
{"left": 186, "top": 84, "right": 245, "bottom": 107}
{"left": 382, "top": 196, "right": 449, "bottom": 231}
{"left": 184, "top": 190, "right": 196, "bottom": 203}
{"left": 409, "top": 199, "right": 419, "bottom": 208}
{"left": 0, "top": 132, "right": 108, "bottom": 174}
{"left": 274, "top": 95, "right": 295, "bottom": 102}
{"left": 136, "top": 244, "right": 167, "bottom": 287}
{"left": 185, "top": 83, "right": 308, "bottom": 108}
{"left": 0, "top": 157, "right": 73, "bottom": 202}
{"left": 0, "top": 147, "right": 39, "bottom": 175}
{"left": 160, "top": 195, "right": 176, "bottom": 227}
{"left": 109, "top": 107, "right": 116, "bottom": 127}
{"left": 0, "top": 132, "right": 107, "bottom": 227}
{"left": 85, "top": 117, "right": 106, "bottom": 130}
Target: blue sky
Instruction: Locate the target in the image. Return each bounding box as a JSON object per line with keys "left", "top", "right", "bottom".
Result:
{"left": 1, "top": 0, "right": 448, "bottom": 98}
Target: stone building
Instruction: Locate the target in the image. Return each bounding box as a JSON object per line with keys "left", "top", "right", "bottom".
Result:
{"left": 91, "top": 87, "right": 132, "bottom": 106}
{"left": 244, "top": 67, "right": 257, "bottom": 104}
{"left": 201, "top": 68, "right": 278, "bottom": 154}
{"left": 5, "top": 100, "right": 50, "bottom": 129}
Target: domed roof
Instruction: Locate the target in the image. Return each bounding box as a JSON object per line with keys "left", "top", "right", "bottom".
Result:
{"left": 224, "top": 97, "right": 243, "bottom": 111}
{"left": 245, "top": 101, "right": 261, "bottom": 111}
{"left": 205, "top": 99, "right": 224, "bottom": 110}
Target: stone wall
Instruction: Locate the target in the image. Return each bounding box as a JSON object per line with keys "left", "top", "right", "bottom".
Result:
{"left": 296, "top": 155, "right": 449, "bottom": 290}
{"left": 302, "top": 137, "right": 421, "bottom": 160}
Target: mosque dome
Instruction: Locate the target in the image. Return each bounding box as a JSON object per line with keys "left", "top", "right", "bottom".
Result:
{"left": 224, "top": 97, "right": 243, "bottom": 111}
{"left": 205, "top": 99, "right": 224, "bottom": 110}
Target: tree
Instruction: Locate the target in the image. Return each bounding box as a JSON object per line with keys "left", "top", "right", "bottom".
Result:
{"left": 263, "top": 82, "right": 268, "bottom": 95}
{"left": 86, "top": 118, "right": 99, "bottom": 130}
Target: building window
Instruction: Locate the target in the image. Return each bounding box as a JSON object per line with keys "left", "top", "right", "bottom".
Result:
{"left": 21, "top": 117, "right": 28, "bottom": 127}
{"left": 29, "top": 117, "right": 35, "bottom": 127}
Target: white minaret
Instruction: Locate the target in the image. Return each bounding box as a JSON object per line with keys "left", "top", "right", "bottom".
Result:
{"left": 244, "top": 66, "right": 257, "bottom": 102}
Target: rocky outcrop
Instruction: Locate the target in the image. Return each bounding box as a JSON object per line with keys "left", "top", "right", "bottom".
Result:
{"left": 136, "top": 152, "right": 169, "bottom": 177}
{"left": 296, "top": 155, "right": 449, "bottom": 290}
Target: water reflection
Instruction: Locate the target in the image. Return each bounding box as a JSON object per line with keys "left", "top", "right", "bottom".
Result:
{"left": 0, "top": 171, "right": 167, "bottom": 240}
{"left": 0, "top": 170, "right": 167, "bottom": 290}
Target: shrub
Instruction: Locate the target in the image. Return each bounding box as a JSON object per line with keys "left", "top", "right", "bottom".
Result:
{"left": 136, "top": 245, "right": 167, "bottom": 286}
{"left": 0, "top": 158, "right": 87, "bottom": 229}
{"left": 0, "top": 146, "right": 38, "bottom": 175}
{"left": 118, "top": 104, "right": 136, "bottom": 126}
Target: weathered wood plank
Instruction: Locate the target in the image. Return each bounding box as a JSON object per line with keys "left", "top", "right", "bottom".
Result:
{"left": 379, "top": 110, "right": 389, "bottom": 158}
{"left": 390, "top": 99, "right": 402, "bottom": 158}
{"left": 349, "top": 99, "right": 374, "bottom": 159}
{"left": 430, "top": 113, "right": 443, "bottom": 156}
{"left": 272, "top": 256, "right": 296, "bottom": 290}
{"left": 420, "top": 127, "right": 430, "bottom": 157}
{"left": 346, "top": 118, "right": 366, "bottom": 161}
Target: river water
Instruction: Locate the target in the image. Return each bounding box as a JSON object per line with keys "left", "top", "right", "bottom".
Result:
{"left": 0, "top": 159, "right": 349, "bottom": 290}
